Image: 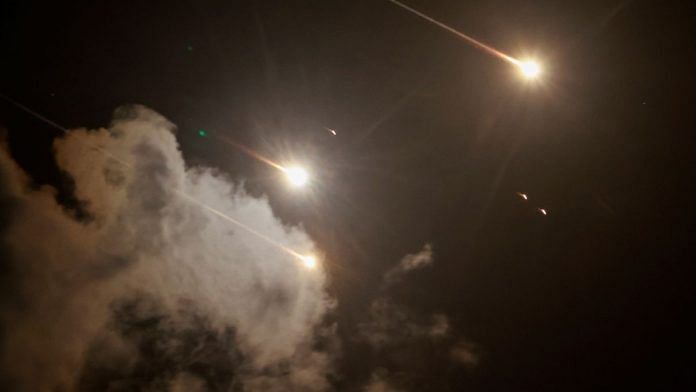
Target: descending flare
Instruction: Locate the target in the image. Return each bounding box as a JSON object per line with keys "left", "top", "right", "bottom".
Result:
{"left": 386, "top": 0, "right": 544, "bottom": 80}
{"left": 199, "top": 131, "right": 313, "bottom": 188}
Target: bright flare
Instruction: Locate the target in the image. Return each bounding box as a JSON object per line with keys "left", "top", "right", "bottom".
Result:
{"left": 519, "top": 60, "right": 541, "bottom": 79}
{"left": 285, "top": 166, "right": 310, "bottom": 187}
{"left": 301, "top": 255, "right": 318, "bottom": 269}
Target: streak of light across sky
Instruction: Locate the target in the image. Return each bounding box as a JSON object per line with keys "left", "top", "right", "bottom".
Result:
{"left": 210, "top": 132, "right": 286, "bottom": 171}
{"left": 175, "top": 190, "right": 311, "bottom": 263}
{"left": 203, "top": 132, "right": 311, "bottom": 187}
{"left": 386, "top": 0, "right": 542, "bottom": 77}
{"left": 1, "top": 94, "right": 315, "bottom": 268}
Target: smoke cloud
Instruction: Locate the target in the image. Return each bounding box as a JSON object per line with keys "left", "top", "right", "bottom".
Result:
{"left": 0, "top": 105, "right": 335, "bottom": 391}
{"left": 383, "top": 243, "right": 433, "bottom": 288}
{"left": 360, "top": 244, "right": 446, "bottom": 348}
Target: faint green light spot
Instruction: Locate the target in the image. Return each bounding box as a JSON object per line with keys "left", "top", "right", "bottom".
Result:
{"left": 198, "top": 129, "right": 208, "bottom": 137}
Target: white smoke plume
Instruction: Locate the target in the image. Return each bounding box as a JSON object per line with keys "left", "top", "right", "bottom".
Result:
{"left": 383, "top": 243, "right": 433, "bottom": 287}
{"left": 361, "top": 243, "right": 444, "bottom": 348}
{"left": 0, "top": 105, "right": 335, "bottom": 391}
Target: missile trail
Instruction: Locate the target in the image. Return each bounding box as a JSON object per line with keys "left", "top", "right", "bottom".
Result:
{"left": 0, "top": 93, "right": 70, "bottom": 132}
{"left": 1, "top": 93, "right": 132, "bottom": 167}
{"left": 212, "top": 133, "right": 286, "bottom": 172}
{"left": 175, "top": 190, "right": 306, "bottom": 259}
{"left": 1, "top": 93, "right": 309, "bottom": 262}
{"left": 201, "top": 132, "right": 310, "bottom": 187}
{"left": 386, "top": 0, "right": 521, "bottom": 66}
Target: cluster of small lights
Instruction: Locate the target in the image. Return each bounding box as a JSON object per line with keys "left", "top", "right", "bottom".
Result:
{"left": 518, "top": 192, "right": 548, "bottom": 215}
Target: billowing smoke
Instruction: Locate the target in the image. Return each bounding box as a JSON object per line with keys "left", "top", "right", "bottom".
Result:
{"left": 0, "top": 105, "right": 336, "bottom": 391}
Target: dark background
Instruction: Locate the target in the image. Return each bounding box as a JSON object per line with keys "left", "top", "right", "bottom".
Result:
{"left": 1, "top": 0, "right": 695, "bottom": 390}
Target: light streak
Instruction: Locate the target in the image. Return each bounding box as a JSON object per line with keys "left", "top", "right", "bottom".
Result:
{"left": 386, "top": 0, "right": 520, "bottom": 65}
{"left": 212, "top": 133, "right": 286, "bottom": 171}
{"left": 0, "top": 94, "right": 131, "bottom": 168}
{"left": 208, "top": 133, "right": 310, "bottom": 187}
{"left": 1, "top": 93, "right": 69, "bottom": 132}
{"left": 386, "top": 0, "right": 545, "bottom": 79}
{"left": 175, "top": 190, "right": 308, "bottom": 260}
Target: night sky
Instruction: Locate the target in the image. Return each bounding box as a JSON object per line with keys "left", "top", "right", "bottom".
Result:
{"left": 1, "top": 0, "right": 695, "bottom": 391}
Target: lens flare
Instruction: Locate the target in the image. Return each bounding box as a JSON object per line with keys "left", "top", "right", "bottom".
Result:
{"left": 285, "top": 166, "right": 310, "bottom": 187}
{"left": 519, "top": 60, "right": 541, "bottom": 79}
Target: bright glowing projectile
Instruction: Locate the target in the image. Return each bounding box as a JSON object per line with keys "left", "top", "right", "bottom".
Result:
{"left": 538, "top": 208, "right": 548, "bottom": 215}
{"left": 204, "top": 132, "right": 312, "bottom": 188}
{"left": 517, "top": 192, "right": 528, "bottom": 200}
{"left": 386, "top": 0, "right": 543, "bottom": 79}
{"left": 284, "top": 166, "right": 310, "bottom": 187}
{"left": 519, "top": 60, "right": 541, "bottom": 79}
{"left": 300, "top": 254, "right": 318, "bottom": 269}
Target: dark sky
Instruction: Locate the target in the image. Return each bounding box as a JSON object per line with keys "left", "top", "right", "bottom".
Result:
{"left": 1, "top": 0, "right": 695, "bottom": 390}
